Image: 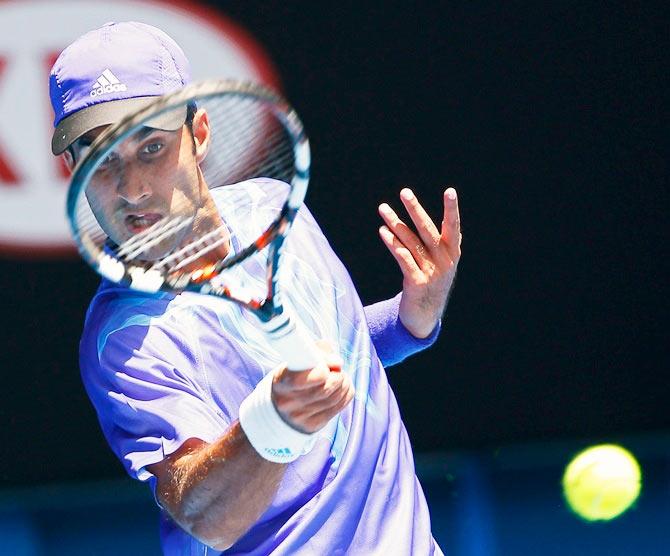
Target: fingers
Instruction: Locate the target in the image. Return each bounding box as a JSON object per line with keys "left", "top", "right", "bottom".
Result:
{"left": 441, "top": 187, "right": 462, "bottom": 260}
{"left": 378, "top": 225, "right": 423, "bottom": 279}
{"left": 271, "top": 340, "right": 353, "bottom": 432}
{"left": 378, "top": 203, "right": 429, "bottom": 272}
{"left": 378, "top": 187, "right": 461, "bottom": 339}
{"left": 274, "top": 362, "right": 332, "bottom": 391}
{"left": 299, "top": 381, "right": 355, "bottom": 432}
{"left": 286, "top": 372, "right": 353, "bottom": 417}
{"left": 273, "top": 340, "right": 343, "bottom": 390}
{"left": 379, "top": 186, "right": 462, "bottom": 265}
{"left": 272, "top": 364, "right": 354, "bottom": 433}
{"left": 398, "top": 188, "right": 441, "bottom": 251}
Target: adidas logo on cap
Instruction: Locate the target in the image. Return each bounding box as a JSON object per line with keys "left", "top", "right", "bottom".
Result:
{"left": 90, "top": 69, "right": 127, "bottom": 97}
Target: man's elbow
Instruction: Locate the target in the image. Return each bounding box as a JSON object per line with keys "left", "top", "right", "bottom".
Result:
{"left": 188, "top": 516, "right": 244, "bottom": 551}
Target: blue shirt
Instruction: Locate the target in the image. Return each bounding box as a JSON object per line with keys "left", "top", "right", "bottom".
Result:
{"left": 80, "top": 180, "right": 443, "bottom": 555}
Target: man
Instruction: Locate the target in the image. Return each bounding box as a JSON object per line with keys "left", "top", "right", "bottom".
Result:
{"left": 50, "top": 22, "right": 461, "bottom": 555}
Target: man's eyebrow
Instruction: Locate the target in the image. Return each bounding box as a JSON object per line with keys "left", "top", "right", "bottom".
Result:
{"left": 135, "top": 126, "right": 162, "bottom": 141}
{"left": 74, "top": 126, "right": 166, "bottom": 155}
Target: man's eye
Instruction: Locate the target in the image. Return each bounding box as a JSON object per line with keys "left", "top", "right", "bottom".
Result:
{"left": 142, "top": 142, "right": 164, "bottom": 155}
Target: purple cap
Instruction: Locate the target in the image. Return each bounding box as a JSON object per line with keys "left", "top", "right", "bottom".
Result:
{"left": 50, "top": 21, "right": 191, "bottom": 155}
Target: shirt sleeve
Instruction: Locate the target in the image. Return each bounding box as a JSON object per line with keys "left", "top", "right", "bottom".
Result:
{"left": 364, "top": 292, "right": 441, "bottom": 367}
{"left": 80, "top": 318, "right": 229, "bottom": 483}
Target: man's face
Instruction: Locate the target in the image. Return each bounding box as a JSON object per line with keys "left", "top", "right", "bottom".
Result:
{"left": 72, "top": 122, "right": 205, "bottom": 261}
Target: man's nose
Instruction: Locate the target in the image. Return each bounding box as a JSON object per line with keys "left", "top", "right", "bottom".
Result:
{"left": 116, "top": 164, "right": 152, "bottom": 205}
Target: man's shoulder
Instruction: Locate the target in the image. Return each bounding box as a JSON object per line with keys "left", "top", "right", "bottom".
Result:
{"left": 81, "top": 280, "right": 176, "bottom": 348}
{"left": 80, "top": 281, "right": 218, "bottom": 376}
{"left": 85, "top": 280, "right": 172, "bottom": 322}
{"left": 82, "top": 280, "right": 225, "bottom": 344}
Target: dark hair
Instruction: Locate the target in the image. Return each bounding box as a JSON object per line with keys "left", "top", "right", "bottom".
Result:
{"left": 185, "top": 101, "right": 198, "bottom": 131}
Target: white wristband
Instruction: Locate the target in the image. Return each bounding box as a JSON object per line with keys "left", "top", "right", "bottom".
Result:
{"left": 239, "top": 371, "right": 317, "bottom": 463}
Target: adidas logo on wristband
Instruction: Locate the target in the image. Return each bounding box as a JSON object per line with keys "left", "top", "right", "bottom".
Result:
{"left": 266, "top": 447, "right": 293, "bottom": 457}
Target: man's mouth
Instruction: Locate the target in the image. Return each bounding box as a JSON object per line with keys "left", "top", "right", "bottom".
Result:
{"left": 124, "top": 213, "right": 163, "bottom": 234}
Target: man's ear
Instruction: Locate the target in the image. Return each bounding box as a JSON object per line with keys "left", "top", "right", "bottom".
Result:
{"left": 62, "top": 149, "right": 75, "bottom": 174}
{"left": 191, "top": 109, "right": 211, "bottom": 163}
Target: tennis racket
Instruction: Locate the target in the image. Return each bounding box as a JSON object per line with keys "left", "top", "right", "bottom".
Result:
{"left": 66, "top": 80, "right": 322, "bottom": 371}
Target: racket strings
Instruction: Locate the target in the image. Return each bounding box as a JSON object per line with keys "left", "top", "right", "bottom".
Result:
{"left": 93, "top": 214, "right": 230, "bottom": 272}
{"left": 204, "top": 97, "right": 295, "bottom": 186}
{"left": 157, "top": 223, "right": 231, "bottom": 272}
{"left": 116, "top": 217, "right": 192, "bottom": 261}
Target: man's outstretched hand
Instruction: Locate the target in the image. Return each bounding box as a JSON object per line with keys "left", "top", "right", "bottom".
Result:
{"left": 378, "top": 187, "right": 462, "bottom": 338}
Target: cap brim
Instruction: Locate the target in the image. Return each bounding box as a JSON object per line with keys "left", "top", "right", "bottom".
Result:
{"left": 51, "top": 96, "right": 187, "bottom": 155}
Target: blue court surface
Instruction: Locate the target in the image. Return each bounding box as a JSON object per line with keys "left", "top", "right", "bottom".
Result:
{"left": 1, "top": 433, "right": 667, "bottom": 555}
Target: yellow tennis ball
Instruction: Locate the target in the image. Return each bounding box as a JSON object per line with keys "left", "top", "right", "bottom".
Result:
{"left": 562, "top": 444, "right": 641, "bottom": 521}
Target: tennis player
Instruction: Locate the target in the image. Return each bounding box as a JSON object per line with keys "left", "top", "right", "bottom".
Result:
{"left": 50, "top": 22, "right": 461, "bottom": 555}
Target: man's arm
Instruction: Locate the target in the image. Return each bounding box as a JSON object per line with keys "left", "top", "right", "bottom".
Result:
{"left": 148, "top": 357, "right": 353, "bottom": 550}
{"left": 148, "top": 425, "right": 285, "bottom": 551}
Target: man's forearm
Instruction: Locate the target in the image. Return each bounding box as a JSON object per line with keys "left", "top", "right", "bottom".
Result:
{"left": 154, "top": 421, "right": 286, "bottom": 550}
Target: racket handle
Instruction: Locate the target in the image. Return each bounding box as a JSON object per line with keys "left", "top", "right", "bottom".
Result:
{"left": 259, "top": 311, "right": 324, "bottom": 371}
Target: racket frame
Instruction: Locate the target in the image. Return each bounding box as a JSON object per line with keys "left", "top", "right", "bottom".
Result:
{"left": 66, "top": 80, "right": 311, "bottom": 327}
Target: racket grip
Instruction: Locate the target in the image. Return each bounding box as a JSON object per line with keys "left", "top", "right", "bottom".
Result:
{"left": 259, "top": 311, "right": 324, "bottom": 371}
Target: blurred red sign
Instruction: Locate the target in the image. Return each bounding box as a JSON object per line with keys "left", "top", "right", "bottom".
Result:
{"left": 0, "top": 0, "right": 279, "bottom": 258}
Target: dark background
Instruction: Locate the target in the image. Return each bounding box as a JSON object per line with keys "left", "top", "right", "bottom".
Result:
{"left": 0, "top": 1, "right": 666, "bottom": 486}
